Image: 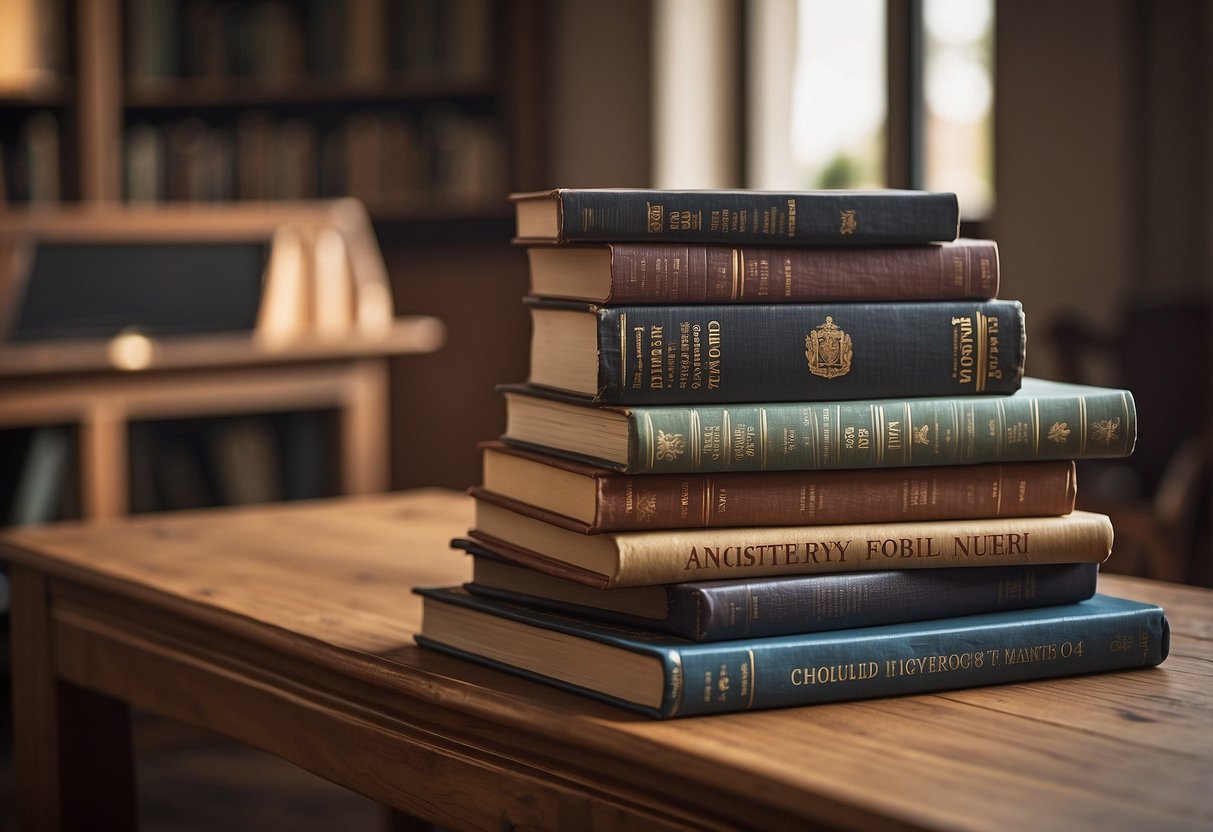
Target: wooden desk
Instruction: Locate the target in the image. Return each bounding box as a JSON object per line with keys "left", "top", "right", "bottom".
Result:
{"left": 3, "top": 491, "right": 1211, "bottom": 831}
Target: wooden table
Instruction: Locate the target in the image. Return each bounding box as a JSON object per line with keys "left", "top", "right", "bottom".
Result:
{"left": 3, "top": 490, "right": 1211, "bottom": 831}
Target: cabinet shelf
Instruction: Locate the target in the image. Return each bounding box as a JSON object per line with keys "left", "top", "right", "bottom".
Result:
{"left": 0, "top": 84, "right": 71, "bottom": 109}
{"left": 124, "top": 77, "right": 499, "bottom": 112}
{"left": 0, "top": 0, "right": 544, "bottom": 212}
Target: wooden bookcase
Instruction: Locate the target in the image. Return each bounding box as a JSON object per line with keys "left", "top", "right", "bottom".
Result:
{"left": 0, "top": 0, "right": 546, "bottom": 212}
{"left": 0, "top": 0, "right": 549, "bottom": 494}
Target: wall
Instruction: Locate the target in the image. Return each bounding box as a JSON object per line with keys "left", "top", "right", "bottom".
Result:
{"left": 995, "top": 0, "right": 1212, "bottom": 381}
{"left": 546, "top": 0, "right": 652, "bottom": 187}
{"left": 993, "top": 1, "right": 1138, "bottom": 382}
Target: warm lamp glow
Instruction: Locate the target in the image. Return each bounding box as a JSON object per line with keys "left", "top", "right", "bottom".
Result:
{"left": 108, "top": 331, "right": 155, "bottom": 371}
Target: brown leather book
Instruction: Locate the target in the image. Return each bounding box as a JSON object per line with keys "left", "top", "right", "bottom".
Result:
{"left": 526, "top": 239, "right": 998, "bottom": 304}
{"left": 475, "top": 441, "right": 1077, "bottom": 533}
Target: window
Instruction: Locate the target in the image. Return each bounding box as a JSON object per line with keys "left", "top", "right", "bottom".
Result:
{"left": 922, "top": 0, "right": 994, "bottom": 218}
{"left": 745, "top": 0, "right": 995, "bottom": 222}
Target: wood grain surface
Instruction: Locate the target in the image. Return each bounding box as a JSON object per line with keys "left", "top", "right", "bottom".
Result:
{"left": 2, "top": 490, "right": 1210, "bottom": 831}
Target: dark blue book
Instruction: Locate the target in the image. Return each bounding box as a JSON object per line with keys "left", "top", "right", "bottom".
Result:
{"left": 455, "top": 539, "right": 1099, "bottom": 641}
{"left": 415, "top": 588, "right": 1169, "bottom": 719}
{"left": 512, "top": 189, "right": 960, "bottom": 246}
{"left": 526, "top": 298, "right": 1025, "bottom": 404}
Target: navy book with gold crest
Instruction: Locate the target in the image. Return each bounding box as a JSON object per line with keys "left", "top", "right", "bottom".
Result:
{"left": 525, "top": 298, "right": 1025, "bottom": 404}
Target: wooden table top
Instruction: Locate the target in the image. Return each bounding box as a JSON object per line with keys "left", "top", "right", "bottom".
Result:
{"left": 3, "top": 489, "right": 1211, "bottom": 832}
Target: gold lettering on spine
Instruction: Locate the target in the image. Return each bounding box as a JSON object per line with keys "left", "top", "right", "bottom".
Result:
{"left": 620, "top": 312, "right": 628, "bottom": 387}
{"left": 702, "top": 480, "right": 712, "bottom": 526}
{"left": 668, "top": 653, "right": 684, "bottom": 717}
{"left": 746, "top": 650, "right": 756, "bottom": 709}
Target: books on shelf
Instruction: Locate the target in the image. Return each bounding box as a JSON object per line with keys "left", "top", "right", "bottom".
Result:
{"left": 413, "top": 185, "right": 1163, "bottom": 718}
{"left": 455, "top": 539, "right": 1100, "bottom": 641}
{"left": 499, "top": 377, "right": 1137, "bottom": 474}
{"left": 416, "top": 587, "right": 1169, "bottom": 719}
{"left": 526, "top": 298, "right": 1025, "bottom": 403}
{"left": 511, "top": 189, "right": 960, "bottom": 246}
{"left": 526, "top": 238, "right": 999, "bottom": 304}
{"left": 477, "top": 441, "right": 1078, "bottom": 531}
{"left": 467, "top": 496, "right": 1114, "bottom": 588}
{"left": 121, "top": 110, "right": 507, "bottom": 208}
{"left": 126, "top": 0, "right": 496, "bottom": 87}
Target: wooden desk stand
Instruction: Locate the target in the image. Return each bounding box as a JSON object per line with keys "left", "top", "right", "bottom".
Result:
{"left": 0, "top": 323, "right": 441, "bottom": 518}
{"left": 3, "top": 491, "right": 1212, "bottom": 831}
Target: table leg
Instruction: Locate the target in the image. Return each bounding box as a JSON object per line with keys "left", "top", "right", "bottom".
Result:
{"left": 10, "top": 566, "right": 137, "bottom": 832}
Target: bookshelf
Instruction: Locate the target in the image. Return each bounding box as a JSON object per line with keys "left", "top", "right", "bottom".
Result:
{"left": 0, "top": 0, "right": 549, "bottom": 493}
{"left": 0, "top": 0, "right": 546, "bottom": 216}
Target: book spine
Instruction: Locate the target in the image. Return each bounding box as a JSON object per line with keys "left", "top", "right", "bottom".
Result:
{"left": 667, "top": 599, "right": 1167, "bottom": 717}
{"left": 683, "top": 563, "right": 1098, "bottom": 641}
{"left": 559, "top": 191, "right": 960, "bottom": 245}
{"left": 603, "top": 240, "right": 999, "bottom": 303}
{"left": 592, "top": 461, "right": 1076, "bottom": 530}
{"left": 611, "top": 512, "right": 1112, "bottom": 587}
{"left": 589, "top": 300, "right": 1024, "bottom": 404}
{"left": 626, "top": 388, "right": 1136, "bottom": 473}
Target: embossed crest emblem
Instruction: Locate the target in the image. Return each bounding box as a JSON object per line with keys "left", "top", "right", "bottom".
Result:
{"left": 1091, "top": 418, "right": 1121, "bottom": 446}
{"left": 636, "top": 490, "right": 659, "bottom": 523}
{"left": 839, "top": 209, "right": 857, "bottom": 235}
{"left": 1047, "top": 422, "right": 1071, "bottom": 444}
{"left": 655, "top": 430, "right": 686, "bottom": 461}
{"left": 913, "top": 425, "right": 930, "bottom": 445}
{"left": 805, "top": 316, "right": 853, "bottom": 379}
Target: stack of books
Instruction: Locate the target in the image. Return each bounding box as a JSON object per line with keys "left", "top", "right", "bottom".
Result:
{"left": 417, "top": 188, "right": 1169, "bottom": 718}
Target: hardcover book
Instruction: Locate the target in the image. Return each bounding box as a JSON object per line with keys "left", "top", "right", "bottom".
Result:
{"left": 526, "top": 298, "right": 1025, "bottom": 404}
{"left": 477, "top": 441, "right": 1078, "bottom": 531}
{"left": 526, "top": 238, "right": 999, "bottom": 304}
{"left": 455, "top": 539, "right": 1100, "bottom": 641}
{"left": 511, "top": 188, "right": 960, "bottom": 246}
{"left": 468, "top": 497, "right": 1114, "bottom": 588}
{"left": 415, "top": 588, "right": 1169, "bottom": 718}
{"left": 500, "top": 377, "right": 1137, "bottom": 474}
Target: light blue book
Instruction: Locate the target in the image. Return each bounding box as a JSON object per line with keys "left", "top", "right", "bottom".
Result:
{"left": 416, "top": 588, "right": 1169, "bottom": 719}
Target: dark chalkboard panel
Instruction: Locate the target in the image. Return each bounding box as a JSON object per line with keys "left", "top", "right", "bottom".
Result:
{"left": 9, "top": 241, "right": 269, "bottom": 341}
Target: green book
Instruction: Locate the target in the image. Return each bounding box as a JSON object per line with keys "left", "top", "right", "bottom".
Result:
{"left": 416, "top": 588, "right": 1169, "bottom": 719}
{"left": 500, "top": 377, "right": 1136, "bottom": 474}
